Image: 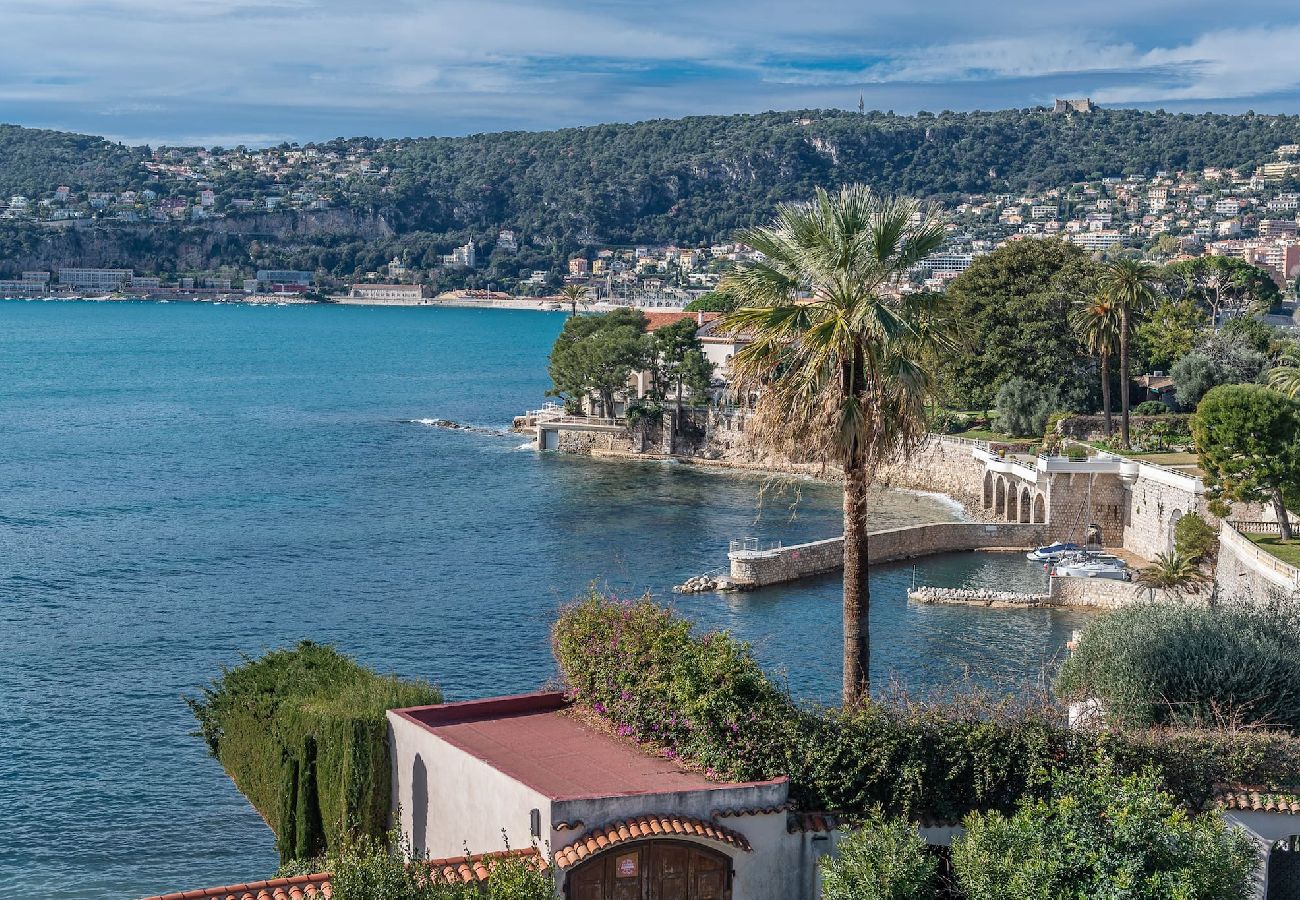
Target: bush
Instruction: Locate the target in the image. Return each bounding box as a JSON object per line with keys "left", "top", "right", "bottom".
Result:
{"left": 820, "top": 810, "right": 938, "bottom": 900}
{"left": 1055, "top": 602, "right": 1300, "bottom": 732}
{"left": 994, "top": 377, "right": 1057, "bottom": 437}
{"left": 326, "top": 828, "right": 551, "bottom": 900}
{"left": 552, "top": 593, "right": 1300, "bottom": 821}
{"left": 1134, "top": 400, "right": 1169, "bottom": 415}
{"left": 950, "top": 761, "right": 1257, "bottom": 900}
{"left": 1174, "top": 512, "right": 1218, "bottom": 562}
{"left": 188, "top": 642, "right": 441, "bottom": 862}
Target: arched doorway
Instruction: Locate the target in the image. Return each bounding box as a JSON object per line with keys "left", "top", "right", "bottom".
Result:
{"left": 1032, "top": 493, "right": 1046, "bottom": 524}
{"left": 994, "top": 478, "right": 1006, "bottom": 520}
{"left": 566, "top": 840, "right": 732, "bottom": 900}
{"left": 983, "top": 471, "right": 994, "bottom": 509}
{"left": 1167, "top": 509, "right": 1184, "bottom": 554}
{"left": 1019, "top": 487, "right": 1031, "bottom": 524}
{"left": 1268, "top": 835, "right": 1300, "bottom": 898}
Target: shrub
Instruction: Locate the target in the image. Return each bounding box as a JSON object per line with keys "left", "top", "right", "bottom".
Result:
{"left": 1134, "top": 400, "right": 1169, "bottom": 415}
{"left": 326, "top": 828, "right": 551, "bottom": 900}
{"left": 1055, "top": 602, "right": 1300, "bottom": 732}
{"left": 950, "top": 761, "right": 1257, "bottom": 900}
{"left": 820, "top": 809, "right": 938, "bottom": 900}
{"left": 552, "top": 593, "right": 1300, "bottom": 821}
{"left": 188, "top": 642, "right": 442, "bottom": 862}
{"left": 1174, "top": 512, "right": 1218, "bottom": 562}
{"left": 994, "top": 377, "right": 1057, "bottom": 437}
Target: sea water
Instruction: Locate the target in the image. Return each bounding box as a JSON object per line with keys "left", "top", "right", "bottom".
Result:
{"left": 0, "top": 301, "right": 1090, "bottom": 898}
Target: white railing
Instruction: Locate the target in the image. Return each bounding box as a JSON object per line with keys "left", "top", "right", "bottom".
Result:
{"left": 729, "top": 537, "right": 784, "bottom": 554}
{"left": 931, "top": 433, "right": 990, "bottom": 450}
{"left": 543, "top": 415, "right": 624, "bottom": 427}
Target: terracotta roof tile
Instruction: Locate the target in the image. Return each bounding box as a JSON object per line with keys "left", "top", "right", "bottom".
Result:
{"left": 1215, "top": 785, "right": 1300, "bottom": 815}
{"left": 712, "top": 804, "right": 788, "bottom": 819}
{"left": 138, "top": 873, "right": 332, "bottom": 900}
{"left": 142, "top": 849, "right": 542, "bottom": 900}
{"left": 553, "top": 814, "right": 751, "bottom": 868}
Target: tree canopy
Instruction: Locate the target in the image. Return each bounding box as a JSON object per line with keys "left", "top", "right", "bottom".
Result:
{"left": 940, "top": 239, "right": 1097, "bottom": 410}
{"left": 1192, "top": 383, "right": 1300, "bottom": 537}
{"left": 546, "top": 307, "right": 649, "bottom": 415}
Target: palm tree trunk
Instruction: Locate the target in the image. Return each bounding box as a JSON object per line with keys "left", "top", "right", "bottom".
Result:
{"left": 1100, "top": 351, "right": 1112, "bottom": 437}
{"left": 1119, "top": 306, "right": 1132, "bottom": 449}
{"left": 842, "top": 458, "right": 870, "bottom": 706}
{"left": 1273, "top": 487, "right": 1294, "bottom": 541}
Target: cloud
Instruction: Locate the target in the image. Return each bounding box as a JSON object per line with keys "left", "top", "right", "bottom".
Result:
{"left": 1, "top": 1, "right": 1299, "bottom": 144}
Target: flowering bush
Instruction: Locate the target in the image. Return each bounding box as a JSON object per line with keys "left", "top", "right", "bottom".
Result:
{"left": 552, "top": 593, "right": 1300, "bottom": 820}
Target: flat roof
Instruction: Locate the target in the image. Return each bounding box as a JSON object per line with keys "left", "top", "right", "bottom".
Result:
{"left": 392, "top": 691, "right": 778, "bottom": 801}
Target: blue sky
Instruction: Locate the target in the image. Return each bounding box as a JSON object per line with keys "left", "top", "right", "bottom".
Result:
{"left": 3, "top": 0, "right": 1300, "bottom": 146}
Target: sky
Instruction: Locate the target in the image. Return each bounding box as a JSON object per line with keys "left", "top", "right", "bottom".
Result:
{"left": 4, "top": 0, "right": 1300, "bottom": 146}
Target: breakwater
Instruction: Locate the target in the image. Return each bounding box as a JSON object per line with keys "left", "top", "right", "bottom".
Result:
{"left": 729, "top": 522, "right": 1053, "bottom": 588}
{"left": 909, "top": 586, "right": 1052, "bottom": 607}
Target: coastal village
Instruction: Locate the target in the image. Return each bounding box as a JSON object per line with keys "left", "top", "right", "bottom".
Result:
{"left": 135, "top": 189, "right": 1300, "bottom": 898}
{"left": 6, "top": 122, "right": 1300, "bottom": 305}
{"left": 8, "top": 111, "right": 1300, "bottom": 900}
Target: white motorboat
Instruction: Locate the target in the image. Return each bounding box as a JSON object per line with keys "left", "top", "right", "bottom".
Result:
{"left": 1054, "top": 552, "right": 1129, "bottom": 580}
{"left": 1027, "top": 542, "right": 1082, "bottom": 562}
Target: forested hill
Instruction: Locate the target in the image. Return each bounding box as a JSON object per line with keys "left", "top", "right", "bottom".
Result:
{"left": 3, "top": 107, "right": 1300, "bottom": 279}
{"left": 371, "top": 108, "right": 1300, "bottom": 245}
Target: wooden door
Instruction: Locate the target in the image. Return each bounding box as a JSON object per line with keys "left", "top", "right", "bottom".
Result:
{"left": 565, "top": 840, "right": 732, "bottom": 900}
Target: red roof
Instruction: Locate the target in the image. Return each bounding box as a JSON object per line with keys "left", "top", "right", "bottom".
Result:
{"left": 642, "top": 312, "right": 719, "bottom": 332}
{"left": 391, "top": 692, "right": 783, "bottom": 800}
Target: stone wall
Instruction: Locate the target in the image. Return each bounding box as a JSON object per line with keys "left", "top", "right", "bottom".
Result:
{"left": 1214, "top": 522, "right": 1300, "bottom": 603}
{"left": 1040, "top": 471, "right": 1129, "bottom": 547}
{"left": 554, "top": 428, "right": 636, "bottom": 454}
{"left": 1050, "top": 575, "right": 1144, "bottom": 609}
{"left": 1122, "top": 469, "right": 1206, "bottom": 560}
{"left": 729, "top": 522, "right": 1053, "bottom": 588}
{"left": 876, "top": 437, "right": 991, "bottom": 514}
{"left": 1056, "top": 414, "right": 1189, "bottom": 442}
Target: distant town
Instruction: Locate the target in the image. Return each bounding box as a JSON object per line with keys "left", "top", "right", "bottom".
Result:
{"left": 5, "top": 129, "right": 1300, "bottom": 305}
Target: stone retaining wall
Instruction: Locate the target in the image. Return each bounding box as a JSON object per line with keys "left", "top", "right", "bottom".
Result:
{"left": 729, "top": 522, "right": 1053, "bottom": 588}
{"left": 1215, "top": 522, "right": 1300, "bottom": 603}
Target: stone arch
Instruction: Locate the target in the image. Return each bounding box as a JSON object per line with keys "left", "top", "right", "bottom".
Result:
{"left": 982, "top": 470, "right": 994, "bottom": 509}
{"left": 1167, "top": 509, "right": 1184, "bottom": 554}
{"left": 1032, "top": 493, "right": 1046, "bottom": 524}
{"left": 1018, "top": 486, "right": 1032, "bottom": 523}
{"left": 994, "top": 477, "right": 1007, "bottom": 520}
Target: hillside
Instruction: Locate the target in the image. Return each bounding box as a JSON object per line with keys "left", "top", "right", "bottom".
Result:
{"left": 2, "top": 107, "right": 1299, "bottom": 283}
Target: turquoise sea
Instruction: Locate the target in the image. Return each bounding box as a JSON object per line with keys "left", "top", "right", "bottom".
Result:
{"left": 0, "top": 300, "right": 1091, "bottom": 899}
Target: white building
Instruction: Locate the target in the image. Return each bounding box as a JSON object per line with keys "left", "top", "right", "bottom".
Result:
{"left": 58, "top": 268, "right": 132, "bottom": 291}
{"left": 442, "top": 241, "right": 477, "bottom": 268}
{"left": 348, "top": 283, "right": 427, "bottom": 301}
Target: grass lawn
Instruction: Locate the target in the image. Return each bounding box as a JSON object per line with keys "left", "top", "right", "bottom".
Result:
{"left": 952, "top": 428, "right": 1026, "bottom": 442}
{"left": 1246, "top": 533, "right": 1300, "bottom": 568}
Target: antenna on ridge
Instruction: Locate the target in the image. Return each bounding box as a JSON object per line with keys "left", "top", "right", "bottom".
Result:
{"left": 858, "top": 94, "right": 865, "bottom": 115}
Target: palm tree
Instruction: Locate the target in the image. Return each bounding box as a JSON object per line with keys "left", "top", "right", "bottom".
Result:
{"left": 560, "top": 284, "right": 591, "bottom": 318}
{"left": 1269, "top": 342, "right": 1300, "bottom": 399}
{"left": 1097, "top": 259, "right": 1160, "bottom": 449}
{"left": 719, "top": 185, "right": 946, "bottom": 705}
{"left": 1133, "top": 551, "right": 1210, "bottom": 602}
{"left": 1071, "top": 295, "right": 1122, "bottom": 438}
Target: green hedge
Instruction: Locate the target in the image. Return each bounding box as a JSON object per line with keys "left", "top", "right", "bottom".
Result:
{"left": 189, "top": 641, "right": 441, "bottom": 861}
{"left": 1055, "top": 602, "right": 1300, "bottom": 732}
{"left": 552, "top": 593, "right": 1300, "bottom": 820}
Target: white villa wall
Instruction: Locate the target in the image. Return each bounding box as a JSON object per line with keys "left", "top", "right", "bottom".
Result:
{"left": 386, "top": 711, "right": 552, "bottom": 860}
{"left": 552, "top": 782, "right": 798, "bottom": 900}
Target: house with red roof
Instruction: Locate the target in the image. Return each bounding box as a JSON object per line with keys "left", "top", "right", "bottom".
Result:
{"left": 387, "top": 691, "right": 844, "bottom": 900}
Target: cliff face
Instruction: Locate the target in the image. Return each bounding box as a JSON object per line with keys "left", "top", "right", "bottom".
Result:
{"left": 1, "top": 210, "right": 394, "bottom": 271}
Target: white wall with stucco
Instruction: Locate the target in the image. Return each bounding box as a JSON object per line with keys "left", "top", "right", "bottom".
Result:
{"left": 387, "top": 711, "right": 552, "bottom": 860}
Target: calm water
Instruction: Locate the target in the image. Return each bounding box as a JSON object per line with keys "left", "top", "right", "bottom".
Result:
{"left": 0, "top": 301, "right": 1092, "bottom": 899}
